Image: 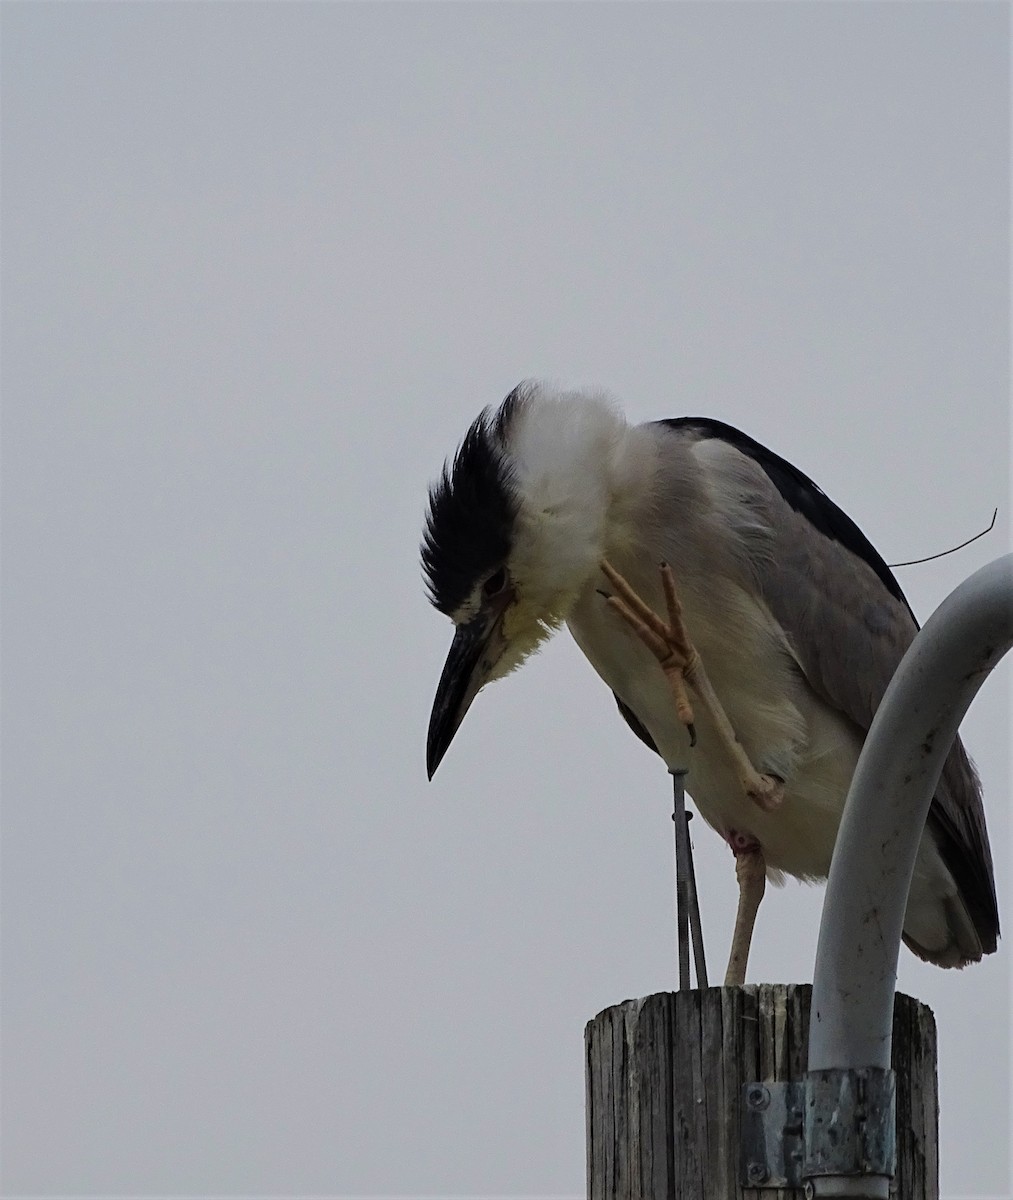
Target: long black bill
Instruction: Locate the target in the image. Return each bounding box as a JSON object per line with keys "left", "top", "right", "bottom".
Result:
{"left": 427, "top": 608, "right": 506, "bottom": 780}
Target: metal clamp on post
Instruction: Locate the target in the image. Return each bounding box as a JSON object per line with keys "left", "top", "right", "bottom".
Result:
{"left": 740, "top": 1081, "right": 805, "bottom": 1188}
{"left": 803, "top": 1068, "right": 896, "bottom": 1185}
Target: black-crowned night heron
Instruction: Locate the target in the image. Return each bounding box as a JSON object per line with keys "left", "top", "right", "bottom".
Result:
{"left": 422, "top": 381, "right": 999, "bottom": 984}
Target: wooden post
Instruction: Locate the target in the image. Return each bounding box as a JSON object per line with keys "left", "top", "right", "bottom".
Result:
{"left": 585, "top": 984, "right": 937, "bottom": 1200}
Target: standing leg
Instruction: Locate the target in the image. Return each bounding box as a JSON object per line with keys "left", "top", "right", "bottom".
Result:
{"left": 724, "top": 831, "right": 766, "bottom": 987}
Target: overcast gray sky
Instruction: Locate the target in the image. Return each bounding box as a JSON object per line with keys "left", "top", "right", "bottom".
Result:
{"left": 2, "top": 3, "right": 1010, "bottom": 1197}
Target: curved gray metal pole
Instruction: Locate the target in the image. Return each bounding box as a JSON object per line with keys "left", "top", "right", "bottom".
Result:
{"left": 807, "top": 553, "right": 1013, "bottom": 1198}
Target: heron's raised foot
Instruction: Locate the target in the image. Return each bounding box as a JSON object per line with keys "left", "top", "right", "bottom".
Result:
{"left": 599, "top": 558, "right": 698, "bottom": 743}
{"left": 748, "top": 772, "right": 785, "bottom": 812}
{"left": 599, "top": 559, "right": 785, "bottom": 811}
{"left": 724, "top": 831, "right": 766, "bottom": 986}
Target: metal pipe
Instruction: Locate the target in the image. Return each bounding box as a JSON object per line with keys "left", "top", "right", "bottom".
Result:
{"left": 806, "top": 553, "right": 1013, "bottom": 1198}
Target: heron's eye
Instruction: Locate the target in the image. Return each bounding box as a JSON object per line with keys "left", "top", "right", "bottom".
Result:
{"left": 483, "top": 568, "right": 508, "bottom": 598}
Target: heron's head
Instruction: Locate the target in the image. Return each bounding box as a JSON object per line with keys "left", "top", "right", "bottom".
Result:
{"left": 422, "top": 381, "right": 630, "bottom": 777}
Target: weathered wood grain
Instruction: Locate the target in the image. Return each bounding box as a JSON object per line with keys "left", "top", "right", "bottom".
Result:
{"left": 585, "top": 985, "right": 937, "bottom": 1200}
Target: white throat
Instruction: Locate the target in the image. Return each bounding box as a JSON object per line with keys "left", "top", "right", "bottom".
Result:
{"left": 505, "top": 384, "right": 653, "bottom": 619}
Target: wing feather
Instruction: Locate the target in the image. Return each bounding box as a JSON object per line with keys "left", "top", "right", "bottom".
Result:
{"left": 657, "top": 418, "right": 998, "bottom": 953}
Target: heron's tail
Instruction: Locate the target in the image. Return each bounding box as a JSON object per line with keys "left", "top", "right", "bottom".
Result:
{"left": 902, "top": 742, "right": 999, "bottom": 969}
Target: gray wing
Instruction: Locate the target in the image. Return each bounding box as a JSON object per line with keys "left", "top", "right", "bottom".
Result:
{"left": 661, "top": 418, "right": 999, "bottom": 953}
{"left": 614, "top": 692, "right": 660, "bottom": 754}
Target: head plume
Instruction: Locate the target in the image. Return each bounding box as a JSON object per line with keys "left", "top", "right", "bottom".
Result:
{"left": 421, "top": 386, "right": 528, "bottom": 615}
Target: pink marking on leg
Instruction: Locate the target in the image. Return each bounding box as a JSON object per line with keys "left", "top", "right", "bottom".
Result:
{"left": 727, "top": 829, "right": 761, "bottom": 855}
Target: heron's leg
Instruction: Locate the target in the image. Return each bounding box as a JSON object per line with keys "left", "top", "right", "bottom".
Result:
{"left": 599, "top": 559, "right": 784, "bottom": 812}
{"left": 599, "top": 559, "right": 697, "bottom": 736}
{"left": 724, "top": 831, "right": 766, "bottom": 987}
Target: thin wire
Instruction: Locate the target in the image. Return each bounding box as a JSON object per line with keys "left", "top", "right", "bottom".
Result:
{"left": 685, "top": 811, "right": 708, "bottom": 988}
{"left": 888, "top": 508, "right": 997, "bottom": 568}
{"left": 671, "top": 770, "right": 691, "bottom": 990}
